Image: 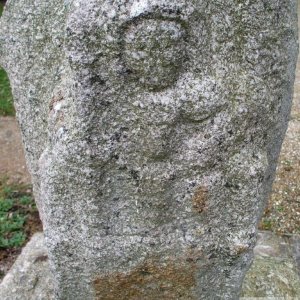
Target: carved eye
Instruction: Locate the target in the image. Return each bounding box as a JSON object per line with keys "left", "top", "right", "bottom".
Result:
{"left": 123, "top": 18, "right": 187, "bottom": 91}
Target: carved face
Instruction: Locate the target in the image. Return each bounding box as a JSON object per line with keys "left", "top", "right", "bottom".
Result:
{"left": 123, "top": 18, "right": 187, "bottom": 90}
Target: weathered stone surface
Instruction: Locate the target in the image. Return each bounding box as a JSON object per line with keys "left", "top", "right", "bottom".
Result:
{"left": 1, "top": 231, "right": 299, "bottom": 299}
{"left": 0, "top": 233, "right": 54, "bottom": 300}
{"left": 0, "top": 1, "right": 298, "bottom": 299}
{"left": 241, "top": 231, "right": 300, "bottom": 299}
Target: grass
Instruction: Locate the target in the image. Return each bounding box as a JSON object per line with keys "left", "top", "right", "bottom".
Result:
{"left": 0, "top": 2, "right": 14, "bottom": 116}
{"left": 260, "top": 218, "right": 274, "bottom": 231}
{"left": 0, "top": 69, "right": 14, "bottom": 116}
{"left": 0, "top": 177, "right": 38, "bottom": 249}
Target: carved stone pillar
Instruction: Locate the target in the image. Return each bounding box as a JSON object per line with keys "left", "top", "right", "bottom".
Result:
{"left": 0, "top": 1, "right": 298, "bottom": 299}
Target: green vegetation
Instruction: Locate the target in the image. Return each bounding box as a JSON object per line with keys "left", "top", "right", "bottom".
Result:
{"left": 260, "top": 218, "right": 274, "bottom": 231}
{"left": 0, "top": 178, "right": 37, "bottom": 248}
{"left": 0, "top": 2, "right": 14, "bottom": 116}
{"left": 0, "top": 69, "right": 14, "bottom": 116}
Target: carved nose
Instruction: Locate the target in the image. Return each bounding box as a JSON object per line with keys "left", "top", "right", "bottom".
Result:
{"left": 123, "top": 18, "right": 187, "bottom": 91}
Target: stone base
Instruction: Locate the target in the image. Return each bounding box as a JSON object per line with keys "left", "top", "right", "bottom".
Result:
{"left": 0, "top": 231, "right": 299, "bottom": 300}
{"left": 241, "top": 231, "right": 300, "bottom": 299}
{"left": 0, "top": 233, "right": 54, "bottom": 300}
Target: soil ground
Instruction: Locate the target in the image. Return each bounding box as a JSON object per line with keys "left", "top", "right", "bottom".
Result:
{"left": 259, "top": 16, "right": 300, "bottom": 235}
{"left": 0, "top": 117, "right": 31, "bottom": 184}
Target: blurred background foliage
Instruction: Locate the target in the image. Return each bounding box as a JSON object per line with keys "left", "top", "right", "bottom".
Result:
{"left": 0, "top": 2, "right": 14, "bottom": 116}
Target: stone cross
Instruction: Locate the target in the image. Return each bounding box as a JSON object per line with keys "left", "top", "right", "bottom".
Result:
{"left": 0, "top": 1, "right": 298, "bottom": 299}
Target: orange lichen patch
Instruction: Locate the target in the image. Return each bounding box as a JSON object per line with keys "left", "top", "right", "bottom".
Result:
{"left": 94, "top": 255, "right": 200, "bottom": 300}
{"left": 192, "top": 186, "right": 208, "bottom": 213}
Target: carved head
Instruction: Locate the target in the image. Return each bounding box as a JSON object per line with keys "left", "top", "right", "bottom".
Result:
{"left": 122, "top": 17, "right": 187, "bottom": 90}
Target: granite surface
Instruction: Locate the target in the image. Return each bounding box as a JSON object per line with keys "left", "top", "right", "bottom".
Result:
{"left": 0, "top": 1, "right": 298, "bottom": 299}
